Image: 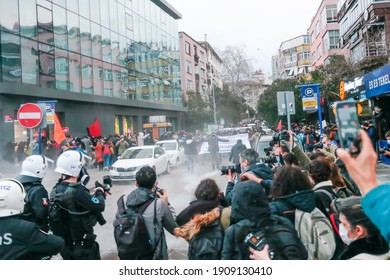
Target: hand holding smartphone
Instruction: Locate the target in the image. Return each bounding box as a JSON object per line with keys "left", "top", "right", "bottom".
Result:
{"left": 335, "top": 101, "right": 361, "bottom": 157}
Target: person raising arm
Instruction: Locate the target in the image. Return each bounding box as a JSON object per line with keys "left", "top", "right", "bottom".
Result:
{"left": 337, "top": 129, "right": 389, "bottom": 244}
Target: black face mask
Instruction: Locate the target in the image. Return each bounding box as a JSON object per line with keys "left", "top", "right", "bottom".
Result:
{"left": 78, "top": 167, "right": 90, "bottom": 186}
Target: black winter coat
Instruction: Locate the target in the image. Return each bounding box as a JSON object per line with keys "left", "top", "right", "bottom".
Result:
{"left": 175, "top": 200, "right": 224, "bottom": 260}
{"left": 0, "top": 216, "right": 64, "bottom": 260}
{"left": 16, "top": 175, "right": 49, "bottom": 231}
{"left": 229, "top": 142, "right": 247, "bottom": 163}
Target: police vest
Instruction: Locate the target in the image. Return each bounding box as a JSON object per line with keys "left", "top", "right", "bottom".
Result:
{"left": 50, "top": 182, "right": 98, "bottom": 241}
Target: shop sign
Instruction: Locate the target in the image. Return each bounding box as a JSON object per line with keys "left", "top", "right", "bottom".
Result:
{"left": 344, "top": 74, "right": 365, "bottom": 100}
{"left": 4, "top": 115, "right": 14, "bottom": 123}
{"left": 365, "top": 64, "right": 390, "bottom": 98}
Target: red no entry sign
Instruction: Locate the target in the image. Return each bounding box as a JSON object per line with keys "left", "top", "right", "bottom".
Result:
{"left": 17, "top": 103, "right": 43, "bottom": 129}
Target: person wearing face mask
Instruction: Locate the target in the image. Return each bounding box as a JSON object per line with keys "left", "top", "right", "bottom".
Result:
{"left": 379, "top": 131, "right": 390, "bottom": 158}
{"left": 332, "top": 196, "right": 389, "bottom": 260}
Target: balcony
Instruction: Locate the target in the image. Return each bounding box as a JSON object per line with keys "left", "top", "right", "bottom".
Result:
{"left": 194, "top": 54, "right": 199, "bottom": 64}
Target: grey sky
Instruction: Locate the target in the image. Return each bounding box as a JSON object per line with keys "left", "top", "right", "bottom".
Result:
{"left": 167, "top": 0, "right": 322, "bottom": 75}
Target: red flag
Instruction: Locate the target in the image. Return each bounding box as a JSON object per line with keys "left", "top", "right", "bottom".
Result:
{"left": 276, "top": 119, "right": 282, "bottom": 131}
{"left": 54, "top": 113, "right": 66, "bottom": 144}
{"left": 88, "top": 118, "right": 102, "bottom": 137}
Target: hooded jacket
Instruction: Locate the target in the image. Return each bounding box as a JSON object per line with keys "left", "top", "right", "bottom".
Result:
{"left": 222, "top": 180, "right": 306, "bottom": 260}
{"left": 174, "top": 200, "right": 224, "bottom": 260}
{"left": 269, "top": 189, "right": 316, "bottom": 225}
{"left": 222, "top": 180, "right": 270, "bottom": 260}
{"left": 225, "top": 163, "right": 274, "bottom": 204}
{"left": 122, "top": 187, "right": 177, "bottom": 260}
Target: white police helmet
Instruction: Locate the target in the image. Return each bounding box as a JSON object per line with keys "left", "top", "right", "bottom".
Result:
{"left": 0, "top": 178, "right": 26, "bottom": 217}
{"left": 55, "top": 150, "right": 85, "bottom": 177}
{"left": 20, "top": 155, "right": 47, "bottom": 179}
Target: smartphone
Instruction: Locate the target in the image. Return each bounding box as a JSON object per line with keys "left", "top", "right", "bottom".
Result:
{"left": 335, "top": 101, "right": 361, "bottom": 156}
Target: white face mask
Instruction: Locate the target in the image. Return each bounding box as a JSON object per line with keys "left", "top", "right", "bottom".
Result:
{"left": 339, "top": 223, "right": 356, "bottom": 245}
{"left": 387, "top": 140, "right": 390, "bottom": 145}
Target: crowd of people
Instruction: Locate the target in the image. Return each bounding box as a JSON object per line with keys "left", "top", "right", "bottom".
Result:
{"left": 1, "top": 117, "right": 389, "bottom": 260}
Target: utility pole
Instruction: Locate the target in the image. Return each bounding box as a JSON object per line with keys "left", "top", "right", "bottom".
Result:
{"left": 205, "top": 34, "right": 217, "bottom": 125}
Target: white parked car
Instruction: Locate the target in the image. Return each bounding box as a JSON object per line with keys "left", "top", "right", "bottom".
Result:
{"left": 155, "top": 139, "right": 185, "bottom": 167}
{"left": 109, "top": 145, "right": 171, "bottom": 182}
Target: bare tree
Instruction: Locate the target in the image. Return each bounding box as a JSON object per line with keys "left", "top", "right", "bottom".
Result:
{"left": 220, "top": 45, "right": 254, "bottom": 97}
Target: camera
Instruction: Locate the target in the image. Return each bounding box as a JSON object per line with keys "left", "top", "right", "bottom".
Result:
{"left": 273, "top": 130, "right": 290, "bottom": 142}
{"left": 220, "top": 163, "right": 242, "bottom": 175}
{"left": 263, "top": 146, "right": 273, "bottom": 156}
{"left": 103, "top": 175, "right": 112, "bottom": 190}
{"left": 244, "top": 232, "right": 266, "bottom": 251}
{"left": 95, "top": 175, "right": 112, "bottom": 195}
{"left": 263, "top": 155, "right": 276, "bottom": 165}
{"left": 155, "top": 186, "right": 164, "bottom": 195}
{"left": 313, "top": 142, "right": 324, "bottom": 149}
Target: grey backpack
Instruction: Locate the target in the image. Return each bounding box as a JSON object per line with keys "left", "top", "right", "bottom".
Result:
{"left": 295, "top": 207, "right": 336, "bottom": 260}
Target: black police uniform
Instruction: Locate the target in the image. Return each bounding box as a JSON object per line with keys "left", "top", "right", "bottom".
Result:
{"left": 16, "top": 175, "right": 50, "bottom": 232}
{"left": 0, "top": 216, "right": 64, "bottom": 260}
{"left": 50, "top": 181, "right": 105, "bottom": 260}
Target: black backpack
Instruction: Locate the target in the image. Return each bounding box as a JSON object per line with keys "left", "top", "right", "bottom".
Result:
{"left": 113, "top": 195, "right": 156, "bottom": 260}
{"left": 246, "top": 217, "right": 308, "bottom": 260}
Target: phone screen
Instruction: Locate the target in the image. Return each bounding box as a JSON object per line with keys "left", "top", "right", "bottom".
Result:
{"left": 335, "top": 101, "right": 361, "bottom": 156}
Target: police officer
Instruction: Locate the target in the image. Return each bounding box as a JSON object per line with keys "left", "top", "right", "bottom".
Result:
{"left": 50, "top": 150, "right": 107, "bottom": 260}
{"left": 0, "top": 178, "right": 64, "bottom": 260}
{"left": 15, "top": 155, "right": 50, "bottom": 232}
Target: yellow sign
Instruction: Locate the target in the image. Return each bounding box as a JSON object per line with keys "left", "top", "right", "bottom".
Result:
{"left": 340, "top": 81, "right": 346, "bottom": 100}
{"left": 357, "top": 103, "right": 363, "bottom": 115}
{"left": 303, "top": 100, "right": 318, "bottom": 110}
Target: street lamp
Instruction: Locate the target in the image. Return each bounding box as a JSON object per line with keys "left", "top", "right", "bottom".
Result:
{"left": 212, "top": 78, "right": 217, "bottom": 125}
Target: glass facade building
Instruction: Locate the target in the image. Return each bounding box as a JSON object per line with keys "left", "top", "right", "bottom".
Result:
{"left": 0, "top": 0, "right": 183, "bottom": 144}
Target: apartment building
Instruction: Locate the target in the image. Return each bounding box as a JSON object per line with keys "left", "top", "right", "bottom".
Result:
{"left": 178, "top": 32, "right": 223, "bottom": 103}
{"left": 178, "top": 32, "right": 207, "bottom": 101}
{"left": 273, "top": 35, "right": 312, "bottom": 80}
{"left": 338, "top": 0, "right": 390, "bottom": 64}
{"left": 309, "top": 0, "right": 343, "bottom": 69}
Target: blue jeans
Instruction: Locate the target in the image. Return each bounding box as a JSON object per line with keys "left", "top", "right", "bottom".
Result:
{"left": 103, "top": 154, "right": 111, "bottom": 168}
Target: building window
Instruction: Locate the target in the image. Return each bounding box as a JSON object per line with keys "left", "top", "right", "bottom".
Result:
{"left": 303, "top": 35, "right": 310, "bottom": 44}
{"left": 317, "top": 45, "right": 322, "bottom": 59}
{"left": 185, "top": 42, "right": 191, "bottom": 55}
{"left": 186, "top": 61, "right": 192, "bottom": 74}
{"left": 299, "top": 51, "right": 310, "bottom": 60}
{"left": 326, "top": 5, "right": 338, "bottom": 23}
{"left": 315, "top": 21, "right": 320, "bottom": 37}
{"left": 200, "top": 50, "right": 205, "bottom": 61}
{"left": 187, "top": 79, "right": 193, "bottom": 91}
{"left": 329, "top": 30, "right": 340, "bottom": 49}
{"left": 201, "top": 68, "right": 206, "bottom": 79}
